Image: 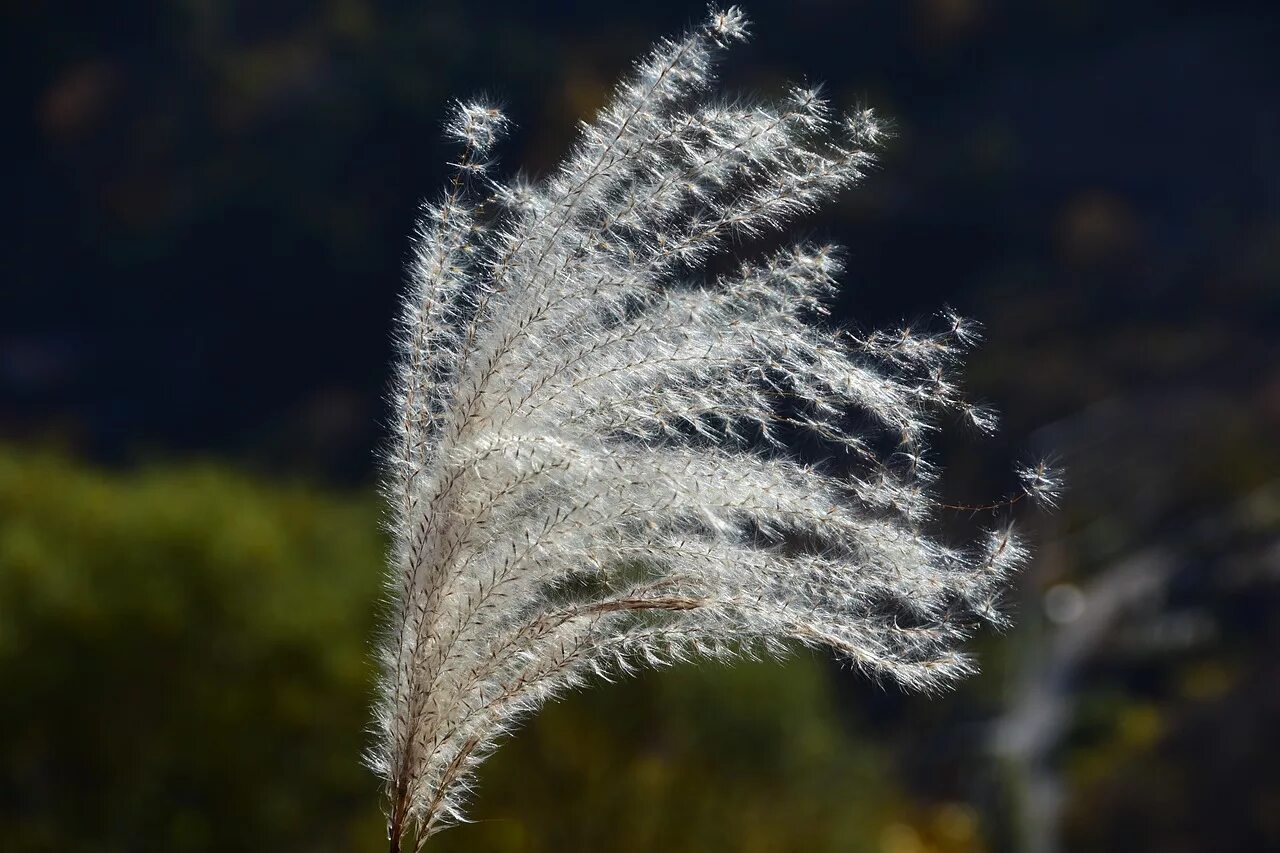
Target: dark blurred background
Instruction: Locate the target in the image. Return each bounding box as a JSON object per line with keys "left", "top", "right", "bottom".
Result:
{"left": 2, "top": 1, "right": 1278, "bottom": 851}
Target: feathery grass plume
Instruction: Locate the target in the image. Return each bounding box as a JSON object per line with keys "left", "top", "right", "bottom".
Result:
{"left": 373, "top": 7, "right": 1040, "bottom": 849}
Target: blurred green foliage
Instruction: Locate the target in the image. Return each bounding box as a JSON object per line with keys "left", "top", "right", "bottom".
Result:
{"left": 0, "top": 447, "right": 386, "bottom": 851}
{"left": 4, "top": 433, "right": 1272, "bottom": 851}
{"left": 0, "top": 446, "right": 962, "bottom": 852}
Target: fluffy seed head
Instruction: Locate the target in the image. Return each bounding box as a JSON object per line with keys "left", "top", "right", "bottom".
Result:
{"left": 374, "top": 7, "right": 1040, "bottom": 847}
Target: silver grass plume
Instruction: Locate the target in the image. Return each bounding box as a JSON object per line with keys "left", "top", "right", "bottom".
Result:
{"left": 372, "top": 7, "right": 1056, "bottom": 849}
